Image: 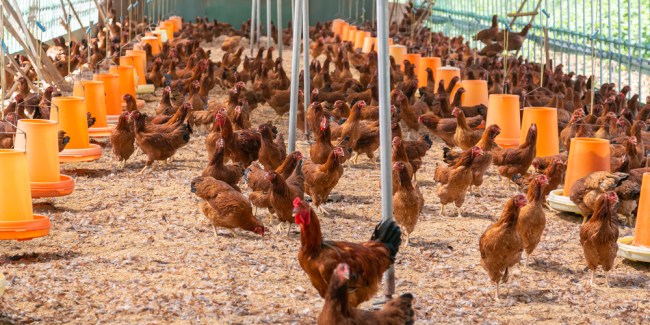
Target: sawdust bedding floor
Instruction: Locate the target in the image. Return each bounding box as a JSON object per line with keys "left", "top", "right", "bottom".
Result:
{"left": 0, "top": 40, "right": 648, "bottom": 324}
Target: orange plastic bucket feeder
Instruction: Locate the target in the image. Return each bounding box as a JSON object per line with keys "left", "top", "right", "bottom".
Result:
{"left": 0, "top": 149, "right": 50, "bottom": 240}
{"left": 332, "top": 19, "right": 345, "bottom": 35}
{"left": 402, "top": 53, "right": 421, "bottom": 72}
{"left": 354, "top": 31, "right": 370, "bottom": 49}
{"left": 450, "top": 80, "right": 489, "bottom": 107}
{"left": 362, "top": 37, "right": 375, "bottom": 53}
{"left": 73, "top": 80, "right": 115, "bottom": 138}
{"left": 93, "top": 73, "right": 121, "bottom": 123}
{"left": 152, "top": 30, "right": 166, "bottom": 43}
{"left": 126, "top": 50, "right": 148, "bottom": 86}
{"left": 119, "top": 56, "right": 140, "bottom": 87}
{"left": 169, "top": 16, "right": 182, "bottom": 32}
{"left": 142, "top": 36, "right": 161, "bottom": 55}
{"left": 417, "top": 57, "right": 442, "bottom": 88}
{"left": 113, "top": 66, "right": 144, "bottom": 111}
{"left": 159, "top": 21, "right": 174, "bottom": 41}
{"left": 563, "top": 138, "right": 610, "bottom": 196}
{"left": 520, "top": 107, "right": 559, "bottom": 158}
{"left": 486, "top": 94, "right": 521, "bottom": 148}
{"left": 389, "top": 45, "right": 407, "bottom": 68}
{"left": 14, "top": 120, "right": 75, "bottom": 198}
{"left": 634, "top": 173, "right": 650, "bottom": 247}
{"left": 50, "top": 97, "right": 103, "bottom": 163}
{"left": 342, "top": 25, "right": 356, "bottom": 41}
{"left": 435, "top": 66, "right": 461, "bottom": 90}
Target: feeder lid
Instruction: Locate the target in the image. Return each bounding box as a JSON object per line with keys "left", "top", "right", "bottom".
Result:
{"left": 0, "top": 215, "right": 50, "bottom": 241}
{"left": 31, "top": 174, "right": 75, "bottom": 199}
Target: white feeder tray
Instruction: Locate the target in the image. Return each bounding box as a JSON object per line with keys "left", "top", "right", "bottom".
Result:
{"left": 136, "top": 84, "right": 155, "bottom": 94}
{"left": 547, "top": 189, "right": 582, "bottom": 214}
{"left": 617, "top": 236, "right": 650, "bottom": 263}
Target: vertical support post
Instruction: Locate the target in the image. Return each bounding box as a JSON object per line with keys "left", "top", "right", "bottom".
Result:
{"left": 267, "top": 0, "right": 272, "bottom": 48}
{"left": 638, "top": 0, "right": 642, "bottom": 100}
{"left": 0, "top": 0, "right": 4, "bottom": 119}
{"left": 376, "top": 0, "right": 395, "bottom": 299}
{"left": 257, "top": 0, "right": 262, "bottom": 49}
{"left": 626, "top": 0, "right": 631, "bottom": 95}
{"left": 617, "top": 0, "right": 621, "bottom": 88}
{"left": 277, "top": 0, "right": 283, "bottom": 58}
{"left": 287, "top": 0, "right": 302, "bottom": 152}
{"left": 250, "top": 0, "right": 256, "bottom": 55}
{"left": 302, "top": 0, "right": 310, "bottom": 139}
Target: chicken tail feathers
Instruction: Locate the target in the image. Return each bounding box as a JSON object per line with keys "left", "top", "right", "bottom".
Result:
{"left": 370, "top": 220, "right": 402, "bottom": 262}
{"left": 422, "top": 134, "right": 433, "bottom": 148}
{"left": 243, "top": 167, "right": 252, "bottom": 183}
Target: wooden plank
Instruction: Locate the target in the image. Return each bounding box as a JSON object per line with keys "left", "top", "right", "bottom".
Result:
{"left": 506, "top": 11, "right": 538, "bottom": 18}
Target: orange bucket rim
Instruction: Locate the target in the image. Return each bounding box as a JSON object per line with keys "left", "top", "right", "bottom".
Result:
{"left": 523, "top": 106, "right": 557, "bottom": 111}
{"left": 571, "top": 137, "right": 610, "bottom": 144}
{"left": 490, "top": 94, "right": 520, "bottom": 99}
{"left": 16, "top": 119, "right": 57, "bottom": 126}
{"left": 31, "top": 174, "right": 75, "bottom": 198}
{"left": 52, "top": 96, "right": 84, "bottom": 103}
{"left": 0, "top": 215, "right": 50, "bottom": 237}
{"left": 88, "top": 125, "right": 116, "bottom": 138}
{"left": 94, "top": 73, "right": 119, "bottom": 78}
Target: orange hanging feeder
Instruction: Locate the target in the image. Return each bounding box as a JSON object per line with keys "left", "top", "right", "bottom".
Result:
{"left": 485, "top": 94, "right": 521, "bottom": 149}
{"left": 389, "top": 45, "right": 407, "bottom": 68}
{"left": 634, "top": 173, "right": 650, "bottom": 247}
{"left": 93, "top": 73, "right": 121, "bottom": 124}
{"left": 126, "top": 49, "right": 148, "bottom": 86}
{"left": 354, "top": 31, "right": 370, "bottom": 50}
{"left": 50, "top": 97, "right": 103, "bottom": 163}
{"left": 416, "top": 57, "right": 441, "bottom": 88}
{"left": 14, "top": 120, "right": 74, "bottom": 198}
{"left": 449, "top": 80, "right": 490, "bottom": 107}
{"left": 402, "top": 53, "right": 421, "bottom": 72}
{"left": 332, "top": 19, "right": 346, "bottom": 35}
{"left": 0, "top": 149, "right": 50, "bottom": 240}
{"left": 109, "top": 66, "right": 144, "bottom": 111}
{"left": 520, "top": 107, "right": 559, "bottom": 157}
{"left": 169, "top": 16, "right": 182, "bottom": 32}
{"left": 434, "top": 66, "right": 461, "bottom": 90}
{"left": 563, "top": 138, "right": 610, "bottom": 196}
{"left": 142, "top": 36, "right": 161, "bottom": 55}
{"left": 73, "top": 81, "right": 115, "bottom": 138}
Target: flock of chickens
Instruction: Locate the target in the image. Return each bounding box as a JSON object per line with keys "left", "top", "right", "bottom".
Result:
{"left": 1, "top": 4, "right": 649, "bottom": 322}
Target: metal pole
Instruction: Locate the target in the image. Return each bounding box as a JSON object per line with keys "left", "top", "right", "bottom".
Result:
{"left": 250, "top": 0, "right": 256, "bottom": 55}
{"left": 257, "top": 0, "right": 262, "bottom": 48}
{"left": 377, "top": 0, "right": 395, "bottom": 299}
{"left": 267, "top": 0, "right": 272, "bottom": 48}
{"left": 638, "top": 0, "right": 642, "bottom": 100}
{"left": 626, "top": 0, "right": 631, "bottom": 94}
{"left": 287, "top": 0, "right": 302, "bottom": 152}
{"left": 277, "top": 0, "right": 283, "bottom": 58}
{"left": 302, "top": 0, "right": 310, "bottom": 139}
{"left": 1, "top": 0, "right": 5, "bottom": 119}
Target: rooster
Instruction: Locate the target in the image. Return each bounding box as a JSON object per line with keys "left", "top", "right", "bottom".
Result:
{"left": 294, "top": 197, "right": 402, "bottom": 307}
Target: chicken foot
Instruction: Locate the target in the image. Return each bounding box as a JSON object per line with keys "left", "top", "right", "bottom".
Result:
{"left": 316, "top": 205, "right": 330, "bottom": 216}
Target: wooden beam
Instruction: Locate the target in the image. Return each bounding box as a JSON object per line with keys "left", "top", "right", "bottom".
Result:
{"left": 506, "top": 11, "right": 538, "bottom": 18}
{"left": 508, "top": 0, "right": 528, "bottom": 27}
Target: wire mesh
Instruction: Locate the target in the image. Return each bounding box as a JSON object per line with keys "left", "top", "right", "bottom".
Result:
{"left": 429, "top": 0, "right": 649, "bottom": 98}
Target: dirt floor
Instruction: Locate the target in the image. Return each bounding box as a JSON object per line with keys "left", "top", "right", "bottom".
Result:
{"left": 0, "top": 38, "right": 649, "bottom": 324}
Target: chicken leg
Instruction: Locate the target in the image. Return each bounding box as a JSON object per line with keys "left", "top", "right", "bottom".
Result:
{"left": 495, "top": 282, "right": 500, "bottom": 301}
{"left": 605, "top": 271, "right": 610, "bottom": 287}
{"left": 228, "top": 228, "right": 238, "bottom": 238}
{"left": 317, "top": 205, "right": 330, "bottom": 216}
{"left": 590, "top": 269, "right": 595, "bottom": 286}
{"left": 212, "top": 225, "right": 219, "bottom": 238}
{"left": 456, "top": 205, "right": 463, "bottom": 218}
{"left": 440, "top": 204, "right": 446, "bottom": 216}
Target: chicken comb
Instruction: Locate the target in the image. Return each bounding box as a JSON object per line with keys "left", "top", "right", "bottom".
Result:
{"left": 292, "top": 197, "right": 303, "bottom": 208}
